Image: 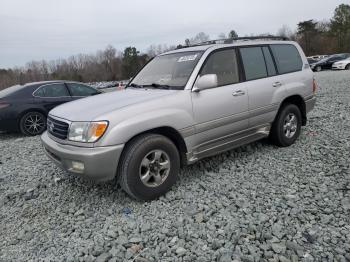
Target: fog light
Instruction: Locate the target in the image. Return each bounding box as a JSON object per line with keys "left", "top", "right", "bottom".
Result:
{"left": 71, "top": 161, "right": 84, "bottom": 172}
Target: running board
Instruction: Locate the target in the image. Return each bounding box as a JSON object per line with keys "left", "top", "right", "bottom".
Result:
{"left": 187, "top": 125, "right": 270, "bottom": 164}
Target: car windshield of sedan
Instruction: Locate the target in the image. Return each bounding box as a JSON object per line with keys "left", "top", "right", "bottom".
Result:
{"left": 129, "top": 51, "right": 203, "bottom": 90}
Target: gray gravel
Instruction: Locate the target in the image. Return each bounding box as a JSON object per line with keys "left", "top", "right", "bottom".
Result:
{"left": 1, "top": 70, "right": 350, "bottom": 261}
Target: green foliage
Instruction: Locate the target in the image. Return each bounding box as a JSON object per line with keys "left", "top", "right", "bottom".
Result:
{"left": 330, "top": 4, "right": 350, "bottom": 52}
{"left": 297, "top": 20, "right": 319, "bottom": 55}
{"left": 297, "top": 20, "right": 318, "bottom": 34}
{"left": 228, "top": 30, "right": 238, "bottom": 38}
{"left": 121, "top": 47, "right": 147, "bottom": 79}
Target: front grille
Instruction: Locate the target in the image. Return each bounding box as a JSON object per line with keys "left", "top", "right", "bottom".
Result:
{"left": 47, "top": 116, "right": 69, "bottom": 140}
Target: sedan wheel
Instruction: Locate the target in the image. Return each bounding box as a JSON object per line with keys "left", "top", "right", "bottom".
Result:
{"left": 316, "top": 66, "right": 322, "bottom": 72}
{"left": 20, "top": 112, "right": 46, "bottom": 136}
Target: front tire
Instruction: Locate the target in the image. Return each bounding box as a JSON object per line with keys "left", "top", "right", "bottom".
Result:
{"left": 19, "top": 111, "right": 47, "bottom": 136}
{"left": 118, "top": 134, "right": 180, "bottom": 200}
{"left": 270, "top": 104, "right": 302, "bottom": 147}
{"left": 316, "top": 66, "right": 322, "bottom": 72}
{"left": 345, "top": 64, "right": 350, "bottom": 70}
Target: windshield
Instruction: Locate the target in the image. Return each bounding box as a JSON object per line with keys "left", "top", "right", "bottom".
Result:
{"left": 320, "top": 55, "right": 339, "bottom": 63}
{"left": 130, "top": 51, "right": 203, "bottom": 89}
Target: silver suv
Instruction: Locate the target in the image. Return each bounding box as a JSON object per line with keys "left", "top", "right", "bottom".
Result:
{"left": 41, "top": 37, "right": 316, "bottom": 200}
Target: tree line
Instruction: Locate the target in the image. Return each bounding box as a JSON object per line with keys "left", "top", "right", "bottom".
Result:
{"left": 286, "top": 4, "right": 350, "bottom": 56}
{"left": 0, "top": 3, "right": 349, "bottom": 90}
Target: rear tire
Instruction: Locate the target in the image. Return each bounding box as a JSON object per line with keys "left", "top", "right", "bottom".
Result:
{"left": 118, "top": 134, "right": 180, "bottom": 201}
{"left": 270, "top": 104, "right": 302, "bottom": 147}
{"left": 19, "top": 111, "right": 46, "bottom": 136}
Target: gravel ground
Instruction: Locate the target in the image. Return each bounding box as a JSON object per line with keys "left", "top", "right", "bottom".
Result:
{"left": 1, "top": 70, "right": 350, "bottom": 262}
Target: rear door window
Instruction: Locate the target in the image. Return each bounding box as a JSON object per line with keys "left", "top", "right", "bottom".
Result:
{"left": 200, "top": 49, "right": 239, "bottom": 87}
{"left": 270, "top": 44, "right": 303, "bottom": 74}
{"left": 67, "top": 83, "right": 98, "bottom": 96}
{"left": 240, "top": 47, "right": 268, "bottom": 81}
{"left": 34, "top": 83, "right": 70, "bottom": 97}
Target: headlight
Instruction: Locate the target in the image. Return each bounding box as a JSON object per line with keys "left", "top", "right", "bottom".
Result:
{"left": 68, "top": 121, "right": 108, "bottom": 142}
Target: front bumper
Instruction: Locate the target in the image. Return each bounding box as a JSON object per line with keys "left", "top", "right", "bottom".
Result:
{"left": 305, "top": 96, "right": 316, "bottom": 114}
{"left": 332, "top": 64, "right": 346, "bottom": 70}
{"left": 41, "top": 131, "right": 124, "bottom": 182}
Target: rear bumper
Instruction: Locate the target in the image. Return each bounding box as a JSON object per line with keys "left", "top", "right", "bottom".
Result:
{"left": 41, "top": 131, "right": 124, "bottom": 182}
{"left": 305, "top": 96, "right": 316, "bottom": 114}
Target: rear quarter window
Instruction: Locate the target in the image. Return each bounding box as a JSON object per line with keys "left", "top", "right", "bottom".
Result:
{"left": 270, "top": 44, "right": 303, "bottom": 74}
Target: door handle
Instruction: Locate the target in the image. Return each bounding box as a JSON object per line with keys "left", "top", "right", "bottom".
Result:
{"left": 273, "top": 82, "right": 282, "bottom": 87}
{"left": 232, "top": 90, "right": 245, "bottom": 97}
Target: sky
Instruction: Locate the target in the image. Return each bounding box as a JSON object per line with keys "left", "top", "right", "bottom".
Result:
{"left": 0, "top": 0, "right": 347, "bottom": 68}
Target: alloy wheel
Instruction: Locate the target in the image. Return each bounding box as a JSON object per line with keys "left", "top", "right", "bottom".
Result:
{"left": 283, "top": 113, "right": 298, "bottom": 138}
{"left": 23, "top": 113, "right": 46, "bottom": 135}
{"left": 139, "top": 149, "right": 171, "bottom": 188}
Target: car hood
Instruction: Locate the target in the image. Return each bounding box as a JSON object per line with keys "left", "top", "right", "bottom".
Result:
{"left": 49, "top": 88, "right": 178, "bottom": 121}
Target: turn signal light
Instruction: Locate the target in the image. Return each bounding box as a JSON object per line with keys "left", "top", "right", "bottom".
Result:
{"left": 87, "top": 121, "right": 108, "bottom": 142}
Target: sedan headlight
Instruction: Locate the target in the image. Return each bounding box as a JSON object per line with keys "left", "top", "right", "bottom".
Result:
{"left": 68, "top": 121, "right": 108, "bottom": 142}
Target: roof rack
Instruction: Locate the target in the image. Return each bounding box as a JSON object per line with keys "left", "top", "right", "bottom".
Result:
{"left": 177, "top": 36, "right": 289, "bottom": 49}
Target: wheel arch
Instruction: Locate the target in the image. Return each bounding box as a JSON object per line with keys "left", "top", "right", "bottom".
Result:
{"left": 276, "top": 95, "right": 307, "bottom": 126}
{"left": 121, "top": 126, "right": 188, "bottom": 168}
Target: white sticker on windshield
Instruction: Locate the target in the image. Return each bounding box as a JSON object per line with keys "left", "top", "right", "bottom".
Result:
{"left": 178, "top": 54, "right": 198, "bottom": 62}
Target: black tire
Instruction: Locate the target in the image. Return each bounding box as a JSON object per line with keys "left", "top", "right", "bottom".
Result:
{"left": 19, "top": 111, "right": 47, "bottom": 136}
{"left": 316, "top": 66, "right": 322, "bottom": 72}
{"left": 270, "top": 104, "right": 302, "bottom": 147}
{"left": 118, "top": 134, "right": 180, "bottom": 201}
{"left": 346, "top": 64, "right": 350, "bottom": 70}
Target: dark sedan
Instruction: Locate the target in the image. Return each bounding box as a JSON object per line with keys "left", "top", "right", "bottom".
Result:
{"left": 0, "top": 81, "right": 101, "bottom": 135}
{"left": 310, "top": 53, "right": 350, "bottom": 72}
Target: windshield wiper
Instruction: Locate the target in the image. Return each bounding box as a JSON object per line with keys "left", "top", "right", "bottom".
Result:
{"left": 128, "top": 83, "right": 144, "bottom": 88}
{"left": 143, "top": 83, "right": 171, "bottom": 90}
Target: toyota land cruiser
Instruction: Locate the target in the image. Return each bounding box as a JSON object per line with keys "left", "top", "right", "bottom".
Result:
{"left": 41, "top": 37, "right": 316, "bottom": 200}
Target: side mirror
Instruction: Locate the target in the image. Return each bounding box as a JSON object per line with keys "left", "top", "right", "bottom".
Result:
{"left": 193, "top": 74, "right": 218, "bottom": 92}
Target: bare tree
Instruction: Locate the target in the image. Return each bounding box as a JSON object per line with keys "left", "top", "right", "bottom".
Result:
{"left": 277, "top": 25, "right": 294, "bottom": 39}
{"left": 188, "top": 32, "right": 210, "bottom": 45}
{"left": 218, "top": 33, "right": 226, "bottom": 39}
